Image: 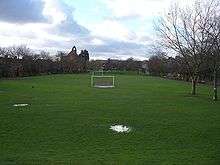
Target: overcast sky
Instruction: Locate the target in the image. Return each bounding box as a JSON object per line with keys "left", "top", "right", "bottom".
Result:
{"left": 0, "top": 0, "right": 194, "bottom": 60}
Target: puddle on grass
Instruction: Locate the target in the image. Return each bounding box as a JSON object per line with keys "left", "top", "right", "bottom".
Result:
{"left": 110, "top": 125, "right": 131, "bottom": 133}
{"left": 13, "top": 104, "right": 29, "bottom": 107}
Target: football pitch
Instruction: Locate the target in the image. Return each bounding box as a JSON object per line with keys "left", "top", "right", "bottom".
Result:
{"left": 0, "top": 74, "right": 220, "bottom": 164}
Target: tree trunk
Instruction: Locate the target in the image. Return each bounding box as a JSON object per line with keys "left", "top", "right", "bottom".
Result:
{"left": 191, "top": 76, "right": 197, "bottom": 95}
{"left": 213, "top": 69, "right": 218, "bottom": 101}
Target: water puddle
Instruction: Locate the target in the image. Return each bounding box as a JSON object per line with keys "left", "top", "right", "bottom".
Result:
{"left": 13, "top": 104, "right": 29, "bottom": 107}
{"left": 110, "top": 125, "right": 131, "bottom": 133}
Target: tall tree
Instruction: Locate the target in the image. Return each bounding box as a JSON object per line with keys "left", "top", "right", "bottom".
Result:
{"left": 205, "top": 16, "right": 220, "bottom": 100}
{"left": 156, "top": 0, "right": 219, "bottom": 95}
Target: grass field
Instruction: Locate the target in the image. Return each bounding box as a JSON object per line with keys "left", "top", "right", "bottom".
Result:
{"left": 0, "top": 74, "right": 220, "bottom": 164}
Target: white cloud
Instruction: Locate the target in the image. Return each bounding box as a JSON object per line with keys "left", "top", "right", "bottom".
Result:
{"left": 0, "top": 22, "right": 72, "bottom": 51}
{"left": 42, "top": 0, "right": 66, "bottom": 25}
{"left": 0, "top": 0, "right": 197, "bottom": 60}
{"left": 91, "top": 38, "right": 105, "bottom": 45}
{"left": 103, "top": 0, "right": 196, "bottom": 18}
{"left": 0, "top": 0, "right": 90, "bottom": 54}
{"left": 90, "top": 20, "right": 137, "bottom": 42}
{"left": 104, "top": 0, "right": 169, "bottom": 18}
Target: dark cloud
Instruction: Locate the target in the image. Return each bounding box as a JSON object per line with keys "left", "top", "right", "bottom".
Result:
{"left": 0, "top": 0, "right": 47, "bottom": 23}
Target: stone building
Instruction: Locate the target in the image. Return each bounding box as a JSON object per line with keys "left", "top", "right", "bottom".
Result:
{"left": 61, "top": 46, "right": 89, "bottom": 73}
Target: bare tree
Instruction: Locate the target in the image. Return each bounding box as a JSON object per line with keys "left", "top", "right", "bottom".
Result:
{"left": 0, "top": 47, "right": 7, "bottom": 57}
{"left": 56, "top": 51, "right": 66, "bottom": 61}
{"left": 16, "top": 45, "right": 32, "bottom": 59}
{"left": 156, "top": 0, "right": 220, "bottom": 95}
{"left": 40, "top": 51, "right": 51, "bottom": 60}
{"left": 211, "top": 43, "right": 220, "bottom": 101}
{"left": 204, "top": 16, "right": 220, "bottom": 100}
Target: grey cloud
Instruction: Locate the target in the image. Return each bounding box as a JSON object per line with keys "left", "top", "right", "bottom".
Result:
{"left": 53, "top": 2, "right": 90, "bottom": 37}
{"left": 86, "top": 39, "right": 149, "bottom": 59}
{"left": 0, "top": 0, "right": 47, "bottom": 23}
{"left": 57, "top": 16, "right": 90, "bottom": 37}
{"left": 93, "top": 40, "right": 146, "bottom": 52}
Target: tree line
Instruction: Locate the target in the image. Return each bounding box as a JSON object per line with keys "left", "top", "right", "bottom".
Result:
{"left": 154, "top": 0, "right": 220, "bottom": 100}
{"left": 0, "top": 46, "right": 146, "bottom": 78}
{"left": 148, "top": 51, "right": 217, "bottom": 82}
{"left": 0, "top": 46, "right": 90, "bottom": 77}
{"left": 88, "top": 58, "right": 144, "bottom": 72}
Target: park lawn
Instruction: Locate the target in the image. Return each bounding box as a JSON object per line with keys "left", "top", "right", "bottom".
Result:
{"left": 0, "top": 74, "right": 220, "bottom": 164}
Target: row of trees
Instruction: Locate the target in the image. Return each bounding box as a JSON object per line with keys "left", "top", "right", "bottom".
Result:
{"left": 0, "top": 46, "right": 146, "bottom": 78}
{"left": 148, "top": 52, "right": 216, "bottom": 81}
{"left": 0, "top": 46, "right": 90, "bottom": 77}
{"left": 88, "top": 58, "right": 143, "bottom": 72}
{"left": 155, "top": 0, "right": 220, "bottom": 100}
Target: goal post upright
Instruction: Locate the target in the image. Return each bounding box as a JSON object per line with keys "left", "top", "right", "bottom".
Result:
{"left": 113, "top": 76, "right": 115, "bottom": 87}
{"left": 91, "top": 75, "right": 93, "bottom": 87}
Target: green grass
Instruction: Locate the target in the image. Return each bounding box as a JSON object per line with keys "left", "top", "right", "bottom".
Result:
{"left": 0, "top": 74, "right": 220, "bottom": 164}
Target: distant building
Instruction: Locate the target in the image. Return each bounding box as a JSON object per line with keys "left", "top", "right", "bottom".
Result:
{"left": 62, "top": 46, "right": 79, "bottom": 62}
{"left": 61, "top": 46, "right": 89, "bottom": 73}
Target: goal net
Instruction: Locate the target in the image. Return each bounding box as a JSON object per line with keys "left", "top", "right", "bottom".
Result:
{"left": 91, "top": 75, "right": 115, "bottom": 88}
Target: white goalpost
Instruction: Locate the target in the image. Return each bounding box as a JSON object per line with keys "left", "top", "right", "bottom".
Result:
{"left": 91, "top": 70, "right": 115, "bottom": 88}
